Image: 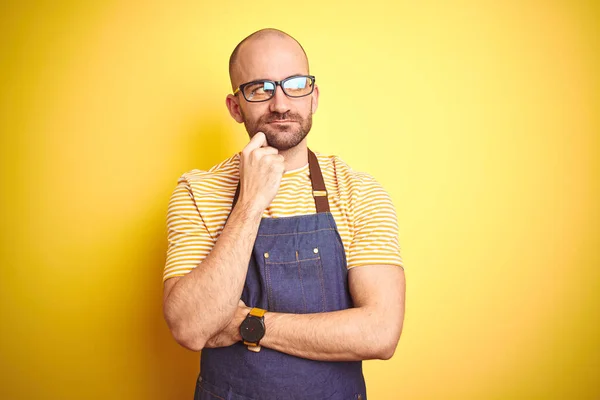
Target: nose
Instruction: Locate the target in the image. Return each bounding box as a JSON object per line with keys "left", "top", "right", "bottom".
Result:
{"left": 268, "top": 84, "right": 291, "bottom": 114}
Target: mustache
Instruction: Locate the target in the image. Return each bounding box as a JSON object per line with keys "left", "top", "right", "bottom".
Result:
{"left": 260, "top": 112, "right": 302, "bottom": 124}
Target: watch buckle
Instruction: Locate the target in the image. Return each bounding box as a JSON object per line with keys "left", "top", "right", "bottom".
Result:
{"left": 247, "top": 345, "right": 261, "bottom": 352}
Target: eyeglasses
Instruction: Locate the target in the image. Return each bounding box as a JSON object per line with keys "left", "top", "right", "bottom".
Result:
{"left": 233, "top": 75, "right": 315, "bottom": 103}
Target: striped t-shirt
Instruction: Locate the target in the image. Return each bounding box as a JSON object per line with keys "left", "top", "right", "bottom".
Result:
{"left": 164, "top": 151, "right": 403, "bottom": 282}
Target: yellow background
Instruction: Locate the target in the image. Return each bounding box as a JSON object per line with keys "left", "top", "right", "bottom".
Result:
{"left": 1, "top": 1, "right": 598, "bottom": 399}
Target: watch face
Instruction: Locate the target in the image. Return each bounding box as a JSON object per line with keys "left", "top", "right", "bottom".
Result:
{"left": 240, "top": 316, "right": 265, "bottom": 343}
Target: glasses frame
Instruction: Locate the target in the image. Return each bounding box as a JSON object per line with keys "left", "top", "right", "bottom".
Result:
{"left": 233, "top": 75, "right": 316, "bottom": 103}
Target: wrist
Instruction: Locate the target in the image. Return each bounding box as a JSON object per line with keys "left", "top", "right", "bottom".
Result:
{"left": 234, "top": 197, "right": 264, "bottom": 220}
{"left": 258, "top": 311, "right": 279, "bottom": 347}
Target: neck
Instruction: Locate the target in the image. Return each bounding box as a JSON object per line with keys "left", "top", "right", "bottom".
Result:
{"left": 278, "top": 139, "right": 309, "bottom": 172}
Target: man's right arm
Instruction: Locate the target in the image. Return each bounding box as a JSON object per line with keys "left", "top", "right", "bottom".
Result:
{"left": 163, "top": 199, "right": 263, "bottom": 351}
{"left": 163, "top": 132, "right": 284, "bottom": 351}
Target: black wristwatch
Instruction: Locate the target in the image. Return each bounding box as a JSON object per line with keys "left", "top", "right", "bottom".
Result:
{"left": 240, "top": 307, "right": 266, "bottom": 352}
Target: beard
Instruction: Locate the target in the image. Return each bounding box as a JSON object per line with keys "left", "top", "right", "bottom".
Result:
{"left": 241, "top": 107, "right": 313, "bottom": 151}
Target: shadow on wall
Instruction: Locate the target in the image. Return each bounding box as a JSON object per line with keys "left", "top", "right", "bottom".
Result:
{"left": 139, "top": 117, "right": 239, "bottom": 399}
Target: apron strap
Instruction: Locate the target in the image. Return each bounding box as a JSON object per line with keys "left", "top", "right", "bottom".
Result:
{"left": 308, "top": 148, "right": 330, "bottom": 213}
{"left": 230, "top": 148, "right": 330, "bottom": 213}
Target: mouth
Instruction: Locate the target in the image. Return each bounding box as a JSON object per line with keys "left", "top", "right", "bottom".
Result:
{"left": 268, "top": 120, "right": 296, "bottom": 124}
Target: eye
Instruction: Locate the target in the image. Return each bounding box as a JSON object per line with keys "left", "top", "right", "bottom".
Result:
{"left": 245, "top": 81, "right": 275, "bottom": 100}
{"left": 283, "top": 77, "right": 311, "bottom": 96}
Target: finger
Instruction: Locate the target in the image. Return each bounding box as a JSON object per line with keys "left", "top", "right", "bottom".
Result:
{"left": 238, "top": 299, "right": 246, "bottom": 306}
{"left": 245, "top": 131, "right": 267, "bottom": 153}
{"left": 253, "top": 146, "right": 279, "bottom": 158}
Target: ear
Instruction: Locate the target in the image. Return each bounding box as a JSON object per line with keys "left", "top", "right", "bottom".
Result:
{"left": 226, "top": 94, "right": 244, "bottom": 123}
{"left": 311, "top": 84, "right": 319, "bottom": 114}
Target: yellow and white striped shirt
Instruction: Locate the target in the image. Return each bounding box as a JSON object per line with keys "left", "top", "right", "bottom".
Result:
{"left": 164, "top": 151, "right": 403, "bottom": 281}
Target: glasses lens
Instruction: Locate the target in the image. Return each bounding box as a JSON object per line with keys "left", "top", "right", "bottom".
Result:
{"left": 243, "top": 81, "right": 275, "bottom": 102}
{"left": 282, "top": 76, "right": 313, "bottom": 97}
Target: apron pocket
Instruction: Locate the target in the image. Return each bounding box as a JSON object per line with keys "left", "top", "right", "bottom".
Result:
{"left": 264, "top": 252, "right": 327, "bottom": 314}
{"left": 195, "top": 376, "right": 226, "bottom": 400}
{"left": 195, "top": 375, "right": 258, "bottom": 400}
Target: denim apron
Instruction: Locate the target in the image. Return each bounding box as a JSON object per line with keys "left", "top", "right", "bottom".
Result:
{"left": 194, "top": 149, "right": 366, "bottom": 400}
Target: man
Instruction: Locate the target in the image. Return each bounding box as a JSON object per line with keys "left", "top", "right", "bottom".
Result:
{"left": 163, "top": 28, "right": 405, "bottom": 400}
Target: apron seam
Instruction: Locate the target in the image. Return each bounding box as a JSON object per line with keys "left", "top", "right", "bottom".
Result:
{"left": 257, "top": 228, "right": 335, "bottom": 237}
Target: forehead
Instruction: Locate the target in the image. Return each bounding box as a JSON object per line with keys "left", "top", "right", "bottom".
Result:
{"left": 234, "top": 36, "right": 309, "bottom": 84}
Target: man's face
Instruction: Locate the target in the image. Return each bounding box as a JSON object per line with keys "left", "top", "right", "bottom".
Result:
{"left": 228, "top": 36, "right": 318, "bottom": 151}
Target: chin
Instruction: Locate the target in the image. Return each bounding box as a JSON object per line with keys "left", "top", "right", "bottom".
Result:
{"left": 266, "top": 140, "right": 297, "bottom": 151}
{"left": 261, "top": 129, "right": 300, "bottom": 150}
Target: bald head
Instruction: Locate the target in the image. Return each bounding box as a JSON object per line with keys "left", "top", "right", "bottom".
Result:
{"left": 229, "top": 28, "right": 309, "bottom": 90}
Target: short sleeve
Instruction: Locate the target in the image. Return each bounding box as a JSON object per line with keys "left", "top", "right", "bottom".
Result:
{"left": 347, "top": 175, "right": 404, "bottom": 270}
{"left": 163, "top": 176, "right": 214, "bottom": 281}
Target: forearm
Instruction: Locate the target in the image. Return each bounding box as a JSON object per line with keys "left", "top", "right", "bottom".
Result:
{"left": 260, "top": 306, "right": 402, "bottom": 362}
{"left": 164, "top": 200, "right": 262, "bottom": 350}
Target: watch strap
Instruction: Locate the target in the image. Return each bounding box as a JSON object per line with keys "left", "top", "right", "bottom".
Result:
{"left": 249, "top": 307, "right": 266, "bottom": 318}
{"left": 244, "top": 342, "right": 262, "bottom": 351}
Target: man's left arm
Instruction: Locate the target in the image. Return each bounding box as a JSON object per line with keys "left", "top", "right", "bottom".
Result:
{"left": 260, "top": 263, "right": 405, "bottom": 361}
